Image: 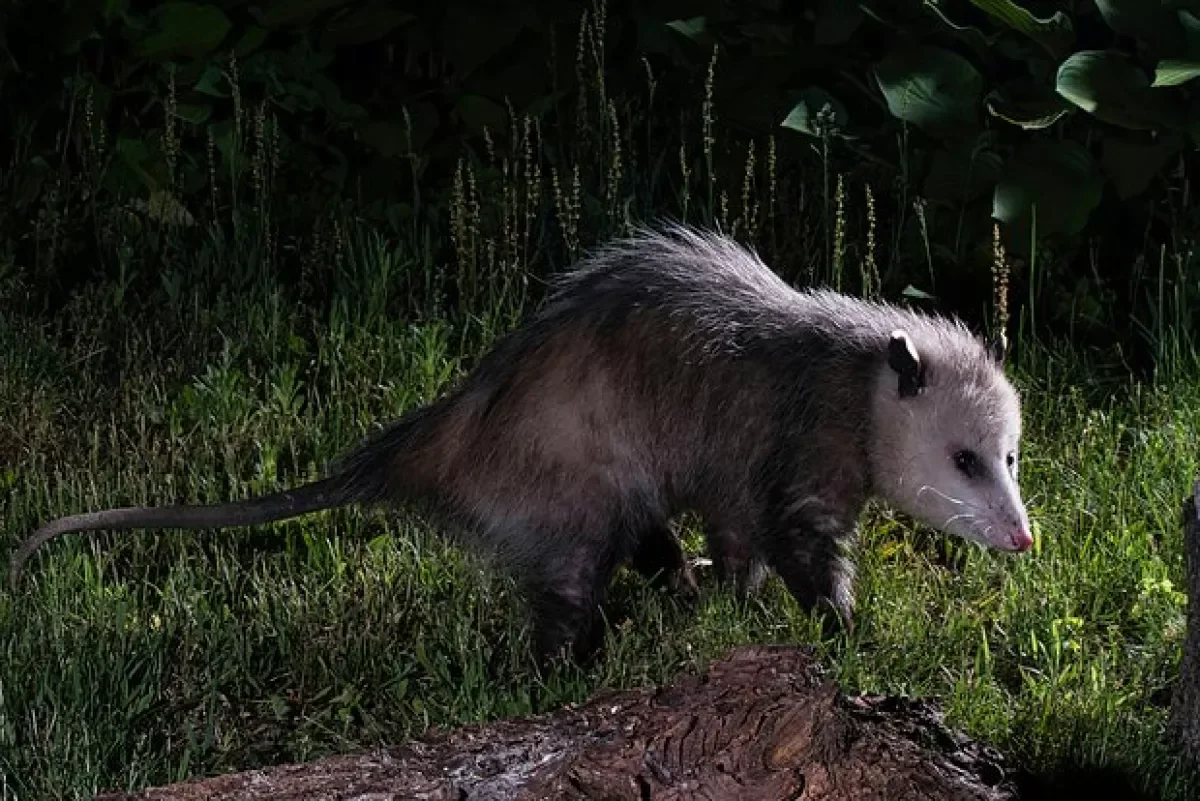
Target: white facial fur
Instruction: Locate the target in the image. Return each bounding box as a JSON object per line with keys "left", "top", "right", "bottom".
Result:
{"left": 869, "top": 330, "right": 1032, "bottom": 552}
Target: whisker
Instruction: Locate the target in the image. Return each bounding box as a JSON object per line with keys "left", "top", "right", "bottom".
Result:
{"left": 917, "top": 485, "right": 967, "bottom": 506}
{"left": 942, "top": 512, "right": 981, "bottom": 530}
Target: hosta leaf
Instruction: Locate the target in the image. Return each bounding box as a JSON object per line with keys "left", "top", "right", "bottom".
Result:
{"left": 102, "top": 0, "right": 130, "bottom": 23}
{"left": 1100, "top": 133, "right": 1184, "bottom": 199}
{"left": 1056, "top": 50, "right": 1185, "bottom": 131}
{"left": 456, "top": 94, "right": 508, "bottom": 135}
{"left": 1182, "top": 10, "right": 1200, "bottom": 52}
{"left": 193, "top": 65, "right": 228, "bottom": 98}
{"left": 966, "top": 0, "right": 1074, "bottom": 57}
{"left": 259, "top": 0, "right": 351, "bottom": 28}
{"left": 136, "top": 2, "right": 232, "bottom": 60}
{"left": 813, "top": 0, "right": 863, "bottom": 45}
{"left": 667, "top": 17, "right": 710, "bottom": 44}
{"left": 902, "top": 285, "right": 938, "bottom": 300}
{"left": 1095, "top": 0, "right": 1186, "bottom": 53}
{"left": 235, "top": 25, "right": 268, "bottom": 56}
{"left": 993, "top": 139, "right": 1104, "bottom": 237}
{"left": 1153, "top": 59, "right": 1200, "bottom": 86}
{"left": 923, "top": 141, "right": 1004, "bottom": 204}
{"left": 321, "top": 5, "right": 416, "bottom": 50}
{"left": 985, "top": 85, "right": 1073, "bottom": 129}
{"left": 443, "top": 8, "right": 529, "bottom": 80}
{"left": 115, "top": 137, "right": 157, "bottom": 191}
{"left": 780, "top": 88, "right": 849, "bottom": 137}
{"left": 922, "top": 3, "right": 999, "bottom": 54}
{"left": 874, "top": 45, "right": 984, "bottom": 138}
{"left": 173, "top": 103, "right": 212, "bottom": 124}
{"left": 12, "top": 157, "right": 51, "bottom": 208}
{"left": 360, "top": 122, "right": 412, "bottom": 159}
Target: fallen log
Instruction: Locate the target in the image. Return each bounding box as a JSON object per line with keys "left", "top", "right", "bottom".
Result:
{"left": 98, "top": 644, "right": 1019, "bottom": 801}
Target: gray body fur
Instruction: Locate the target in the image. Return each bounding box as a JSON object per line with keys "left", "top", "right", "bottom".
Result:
{"left": 10, "top": 225, "right": 1031, "bottom": 664}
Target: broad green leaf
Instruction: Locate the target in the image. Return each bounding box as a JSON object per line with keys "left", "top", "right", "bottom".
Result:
{"left": 115, "top": 137, "right": 157, "bottom": 190}
{"left": 1056, "top": 50, "right": 1185, "bottom": 131}
{"left": 667, "top": 17, "right": 709, "bottom": 44}
{"left": 1095, "top": 0, "right": 1186, "bottom": 53}
{"left": 276, "top": 81, "right": 322, "bottom": 113}
{"left": 873, "top": 46, "right": 984, "bottom": 138}
{"left": 321, "top": 5, "right": 416, "bottom": 50}
{"left": 465, "top": 47, "right": 550, "bottom": 110}
{"left": 779, "top": 88, "right": 849, "bottom": 137}
{"left": 456, "top": 94, "right": 508, "bottom": 136}
{"left": 922, "top": 2, "right": 999, "bottom": 53}
{"left": 12, "top": 156, "right": 51, "bottom": 208}
{"left": 60, "top": 4, "right": 101, "bottom": 55}
{"left": 667, "top": 16, "right": 704, "bottom": 39}
{"left": 985, "top": 84, "right": 1073, "bottom": 129}
{"left": 902, "top": 285, "right": 938, "bottom": 300}
{"left": 1154, "top": 59, "right": 1200, "bottom": 86}
{"left": 738, "top": 23, "right": 793, "bottom": 47}
{"left": 193, "top": 65, "right": 229, "bottom": 98}
{"left": 405, "top": 103, "right": 440, "bottom": 153}
{"left": 208, "top": 119, "right": 237, "bottom": 165}
{"left": 173, "top": 103, "right": 212, "bottom": 124}
{"left": 443, "top": 8, "right": 529, "bottom": 80}
{"left": 1182, "top": 10, "right": 1200, "bottom": 52}
{"left": 1100, "top": 133, "right": 1184, "bottom": 199}
{"left": 258, "top": 0, "right": 351, "bottom": 28}
{"left": 102, "top": 0, "right": 130, "bottom": 24}
{"left": 359, "top": 122, "right": 413, "bottom": 159}
{"left": 966, "top": 0, "right": 1074, "bottom": 57}
{"left": 136, "top": 3, "right": 232, "bottom": 61}
{"left": 993, "top": 139, "right": 1104, "bottom": 237}
{"left": 235, "top": 25, "right": 268, "bottom": 56}
{"left": 924, "top": 142, "right": 1004, "bottom": 204}
{"left": 813, "top": 0, "right": 863, "bottom": 45}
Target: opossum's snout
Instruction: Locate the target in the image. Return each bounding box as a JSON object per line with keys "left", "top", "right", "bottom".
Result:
{"left": 974, "top": 493, "right": 1033, "bottom": 553}
{"left": 986, "top": 522, "right": 1033, "bottom": 553}
{"left": 1008, "top": 527, "right": 1034, "bottom": 552}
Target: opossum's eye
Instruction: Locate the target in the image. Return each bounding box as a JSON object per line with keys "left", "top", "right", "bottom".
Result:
{"left": 953, "top": 450, "right": 980, "bottom": 478}
{"left": 1006, "top": 451, "right": 1017, "bottom": 474}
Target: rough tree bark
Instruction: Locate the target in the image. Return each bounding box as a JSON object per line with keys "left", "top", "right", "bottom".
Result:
{"left": 98, "top": 644, "right": 1020, "bottom": 801}
{"left": 1172, "top": 478, "right": 1200, "bottom": 764}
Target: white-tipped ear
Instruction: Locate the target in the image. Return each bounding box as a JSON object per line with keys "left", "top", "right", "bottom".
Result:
{"left": 887, "top": 329, "right": 926, "bottom": 398}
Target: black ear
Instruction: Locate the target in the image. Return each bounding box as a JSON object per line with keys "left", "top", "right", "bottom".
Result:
{"left": 888, "top": 329, "right": 926, "bottom": 398}
{"left": 986, "top": 332, "right": 1008, "bottom": 365}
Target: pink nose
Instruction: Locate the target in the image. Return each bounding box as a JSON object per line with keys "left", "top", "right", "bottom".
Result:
{"left": 1010, "top": 528, "right": 1034, "bottom": 552}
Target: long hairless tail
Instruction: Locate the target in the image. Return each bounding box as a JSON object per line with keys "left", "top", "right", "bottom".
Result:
{"left": 9, "top": 474, "right": 358, "bottom": 590}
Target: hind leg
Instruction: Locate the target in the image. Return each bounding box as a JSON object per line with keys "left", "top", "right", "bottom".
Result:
{"left": 758, "top": 494, "right": 857, "bottom": 636}
{"left": 629, "top": 522, "right": 699, "bottom": 600}
{"left": 527, "top": 580, "right": 606, "bottom": 668}
{"left": 524, "top": 534, "right": 625, "bottom": 669}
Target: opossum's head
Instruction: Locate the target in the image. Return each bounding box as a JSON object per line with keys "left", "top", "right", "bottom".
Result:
{"left": 869, "top": 328, "right": 1032, "bottom": 553}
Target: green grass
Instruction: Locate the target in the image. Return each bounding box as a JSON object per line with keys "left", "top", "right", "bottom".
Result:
{"left": 0, "top": 240, "right": 1199, "bottom": 799}
{"left": 2, "top": 15, "right": 1199, "bottom": 796}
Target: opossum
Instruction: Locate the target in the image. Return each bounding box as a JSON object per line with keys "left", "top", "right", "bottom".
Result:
{"left": 8, "top": 225, "right": 1032, "bottom": 665}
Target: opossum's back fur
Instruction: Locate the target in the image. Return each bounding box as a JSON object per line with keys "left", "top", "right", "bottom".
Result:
{"left": 334, "top": 225, "right": 1004, "bottom": 574}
